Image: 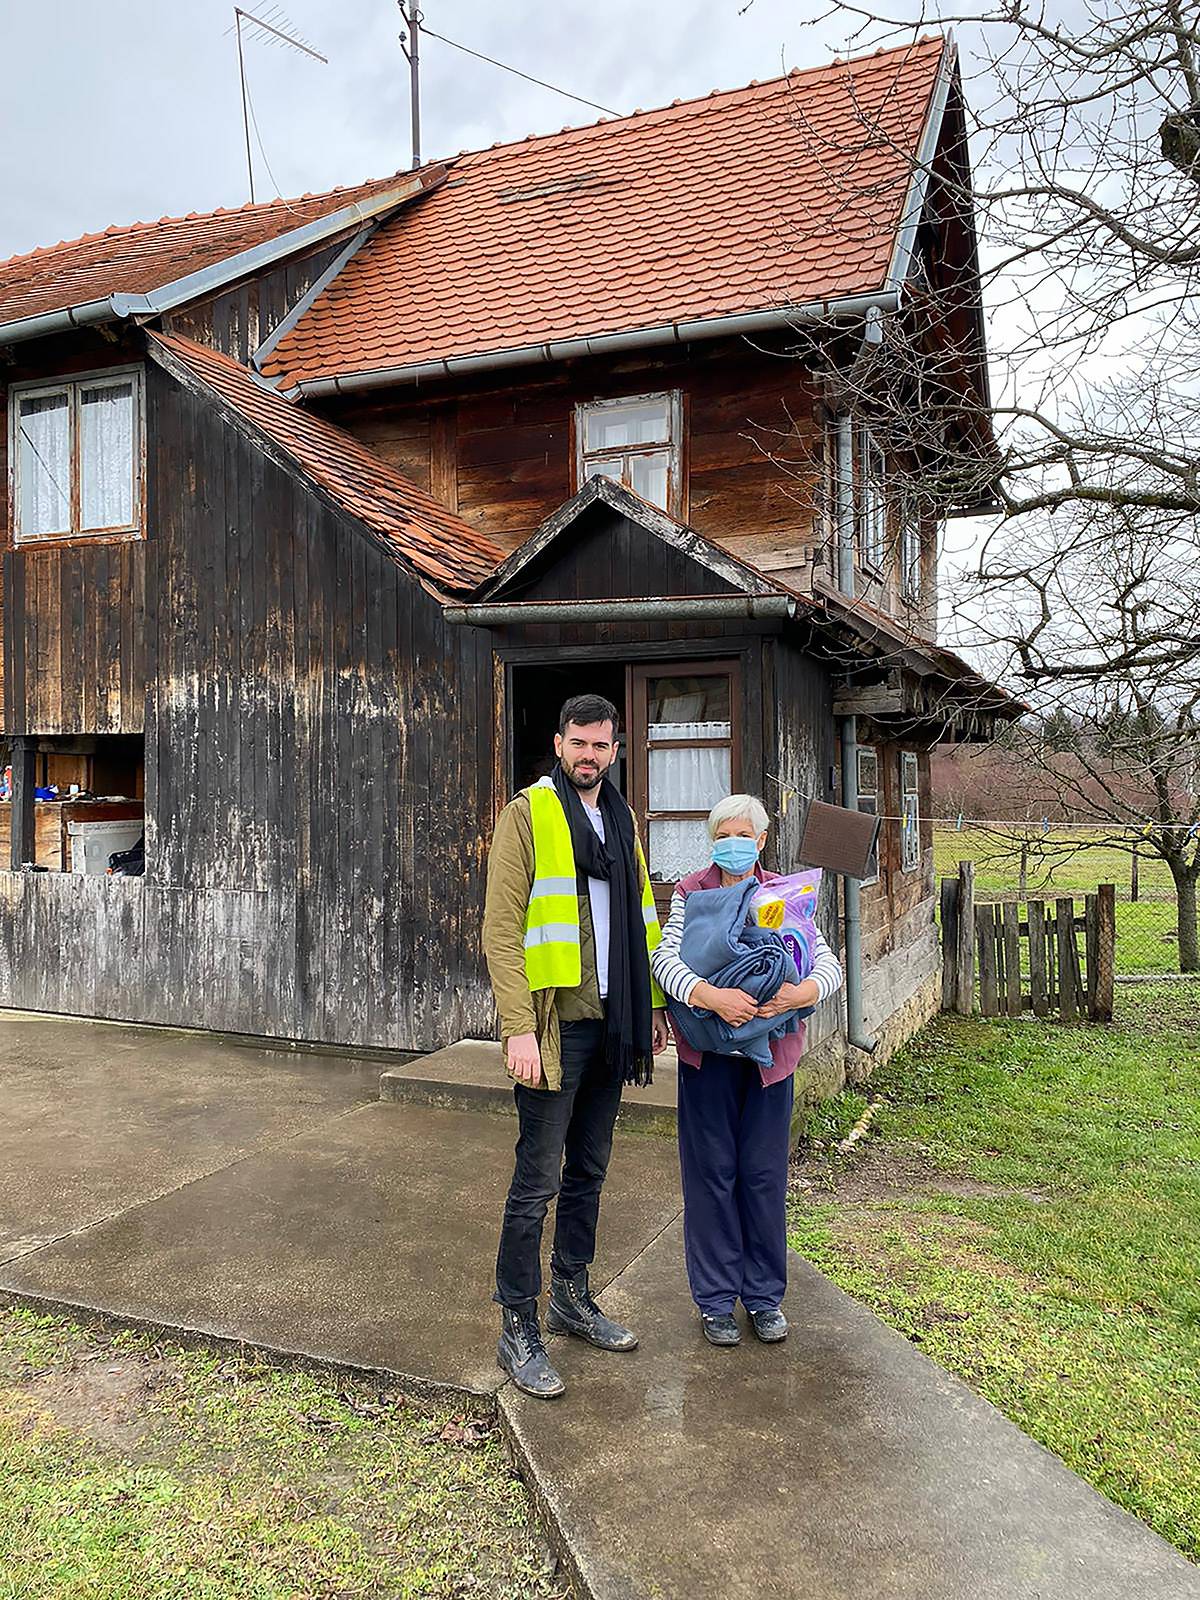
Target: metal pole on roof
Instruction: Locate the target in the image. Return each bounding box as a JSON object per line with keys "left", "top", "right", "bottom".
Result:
{"left": 235, "top": 10, "right": 256, "bottom": 203}
{"left": 399, "top": 2, "right": 421, "bottom": 169}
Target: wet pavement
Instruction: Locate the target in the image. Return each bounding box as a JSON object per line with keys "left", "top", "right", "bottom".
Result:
{"left": 2, "top": 1011, "right": 1197, "bottom": 1598}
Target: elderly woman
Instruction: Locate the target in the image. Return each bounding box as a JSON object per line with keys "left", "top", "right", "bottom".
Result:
{"left": 652, "top": 794, "right": 843, "bottom": 1347}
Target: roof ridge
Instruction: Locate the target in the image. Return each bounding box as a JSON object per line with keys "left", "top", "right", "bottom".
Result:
{"left": 449, "top": 34, "right": 945, "bottom": 164}
{"left": 0, "top": 167, "right": 419, "bottom": 276}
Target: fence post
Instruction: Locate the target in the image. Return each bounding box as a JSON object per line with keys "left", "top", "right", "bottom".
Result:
{"left": 1130, "top": 846, "right": 1139, "bottom": 904}
{"left": 941, "top": 876, "right": 959, "bottom": 1010}
{"left": 1095, "top": 883, "right": 1116, "bottom": 1022}
{"left": 955, "top": 860, "right": 975, "bottom": 1014}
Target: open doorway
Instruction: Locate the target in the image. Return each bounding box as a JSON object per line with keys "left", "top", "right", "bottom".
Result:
{"left": 509, "top": 662, "right": 628, "bottom": 798}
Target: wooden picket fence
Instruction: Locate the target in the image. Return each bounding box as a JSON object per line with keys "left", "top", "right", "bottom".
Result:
{"left": 941, "top": 861, "right": 1116, "bottom": 1023}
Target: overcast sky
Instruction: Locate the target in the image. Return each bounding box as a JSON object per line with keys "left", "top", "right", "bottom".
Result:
{"left": 0, "top": 0, "right": 871, "bottom": 260}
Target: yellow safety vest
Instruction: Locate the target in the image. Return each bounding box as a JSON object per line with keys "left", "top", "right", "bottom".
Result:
{"left": 524, "top": 778, "right": 664, "bottom": 1004}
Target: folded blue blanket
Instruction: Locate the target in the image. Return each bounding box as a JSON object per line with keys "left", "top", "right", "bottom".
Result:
{"left": 668, "top": 877, "right": 804, "bottom": 1067}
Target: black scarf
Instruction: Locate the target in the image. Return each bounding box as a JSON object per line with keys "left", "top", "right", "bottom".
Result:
{"left": 551, "top": 762, "right": 655, "bottom": 1087}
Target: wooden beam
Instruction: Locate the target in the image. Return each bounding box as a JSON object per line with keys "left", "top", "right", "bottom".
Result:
{"left": 10, "top": 736, "right": 37, "bottom": 870}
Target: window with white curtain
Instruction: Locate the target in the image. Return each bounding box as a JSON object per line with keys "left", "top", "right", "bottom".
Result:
{"left": 633, "top": 665, "right": 738, "bottom": 886}
{"left": 900, "top": 492, "right": 922, "bottom": 602}
{"left": 856, "top": 426, "right": 888, "bottom": 572}
{"left": 857, "top": 744, "right": 880, "bottom": 885}
{"left": 10, "top": 368, "right": 143, "bottom": 544}
{"left": 900, "top": 751, "right": 921, "bottom": 872}
{"left": 575, "top": 391, "right": 682, "bottom": 515}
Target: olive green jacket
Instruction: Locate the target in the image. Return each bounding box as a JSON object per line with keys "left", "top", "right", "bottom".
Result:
{"left": 482, "top": 790, "right": 655, "bottom": 1090}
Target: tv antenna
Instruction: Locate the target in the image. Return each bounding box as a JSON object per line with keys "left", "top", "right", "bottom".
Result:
{"left": 398, "top": 3, "right": 421, "bottom": 170}
{"left": 229, "top": 6, "right": 328, "bottom": 203}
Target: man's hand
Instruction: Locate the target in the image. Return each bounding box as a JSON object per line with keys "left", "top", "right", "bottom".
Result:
{"left": 652, "top": 1009, "right": 670, "bottom": 1054}
{"left": 507, "top": 1032, "right": 542, "bottom": 1086}
{"left": 756, "top": 978, "right": 819, "bottom": 1019}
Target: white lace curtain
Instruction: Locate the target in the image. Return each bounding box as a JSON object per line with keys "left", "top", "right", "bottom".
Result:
{"left": 17, "top": 392, "right": 70, "bottom": 537}
{"left": 80, "top": 383, "right": 135, "bottom": 529}
{"left": 646, "top": 720, "right": 734, "bottom": 879}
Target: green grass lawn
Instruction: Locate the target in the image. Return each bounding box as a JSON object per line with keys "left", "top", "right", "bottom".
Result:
{"left": 788, "top": 984, "right": 1200, "bottom": 1562}
{"left": 0, "top": 1313, "right": 563, "bottom": 1600}
{"left": 934, "top": 825, "right": 1190, "bottom": 975}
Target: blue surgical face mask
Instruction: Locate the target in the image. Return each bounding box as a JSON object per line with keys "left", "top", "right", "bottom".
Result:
{"left": 712, "top": 835, "right": 760, "bottom": 873}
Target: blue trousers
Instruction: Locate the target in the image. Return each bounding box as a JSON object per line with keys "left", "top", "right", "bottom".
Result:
{"left": 677, "top": 1054, "right": 794, "bottom": 1316}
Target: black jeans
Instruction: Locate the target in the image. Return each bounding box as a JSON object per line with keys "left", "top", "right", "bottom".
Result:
{"left": 495, "top": 1018, "right": 622, "bottom": 1315}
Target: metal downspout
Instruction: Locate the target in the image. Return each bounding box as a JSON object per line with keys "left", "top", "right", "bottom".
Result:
{"left": 835, "top": 415, "right": 878, "bottom": 1053}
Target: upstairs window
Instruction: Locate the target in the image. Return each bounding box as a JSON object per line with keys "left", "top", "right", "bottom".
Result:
{"left": 575, "top": 391, "right": 682, "bottom": 515}
{"left": 900, "top": 492, "right": 922, "bottom": 602}
{"left": 855, "top": 426, "right": 887, "bottom": 573}
{"left": 10, "top": 368, "right": 144, "bottom": 545}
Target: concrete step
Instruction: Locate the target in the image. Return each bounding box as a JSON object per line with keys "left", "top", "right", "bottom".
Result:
{"left": 379, "top": 1038, "right": 678, "bottom": 1133}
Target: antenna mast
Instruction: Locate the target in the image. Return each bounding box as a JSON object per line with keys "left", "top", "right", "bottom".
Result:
{"left": 399, "top": 3, "right": 421, "bottom": 169}
{"left": 230, "top": 7, "right": 329, "bottom": 203}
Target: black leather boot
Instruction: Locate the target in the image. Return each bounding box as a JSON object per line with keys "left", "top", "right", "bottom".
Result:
{"left": 547, "top": 1268, "right": 638, "bottom": 1351}
{"left": 497, "top": 1307, "right": 565, "bottom": 1398}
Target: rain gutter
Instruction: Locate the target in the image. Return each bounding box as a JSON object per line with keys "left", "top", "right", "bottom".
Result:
{"left": 834, "top": 416, "right": 878, "bottom": 1056}
{"left": 283, "top": 290, "right": 903, "bottom": 399}
{"left": 0, "top": 167, "right": 446, "bottom": 349}
{"left": 443, "top": 595, "right": 797, "bottom": 627}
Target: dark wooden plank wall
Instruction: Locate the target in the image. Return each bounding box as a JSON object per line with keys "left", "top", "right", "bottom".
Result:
{"left": 164, "top": 235, "right": 354, "bottom": 362}
{"left": 327, "top": 342, "right": 833, "bottom": 580}
{"left": 0, "top": 365, "right": 497, "bottom": 1050}
{"left": 0, "top": 332, "right": 149, "bottom": 733}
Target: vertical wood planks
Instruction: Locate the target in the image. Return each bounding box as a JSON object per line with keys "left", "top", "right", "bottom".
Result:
{"left": 954, "top": 860, "right": 975, "bottom": 1014}
{"left": 940, "top": 876, "right": 959, "bottom": 1009}
{"left": 975, "top": 901, "right": 998, "bottom": 1016}
{"left": 1028, "top": 901, "right": 1048, "bottom": 1016}
{"left": 1002, "top": 901, "right": 1022, "bottom": 1015}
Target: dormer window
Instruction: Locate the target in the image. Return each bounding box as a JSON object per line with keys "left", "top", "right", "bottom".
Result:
{"left": 10, "top": 367, "right": 144, "bottom": 545}
{"left": 575, "top": 390, "right": 682, "bottom": 515}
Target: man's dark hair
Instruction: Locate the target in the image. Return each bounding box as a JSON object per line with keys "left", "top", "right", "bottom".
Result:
{"left": 558, "top": 693, "right": 620, "bottom": 738}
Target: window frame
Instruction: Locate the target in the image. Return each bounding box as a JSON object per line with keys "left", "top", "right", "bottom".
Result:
{"left": 899, "top": 490, "right": 922, "bottom": 603}
{"left": 9, "top": 365, "right": 145, "bottom": 548}
{"left": 629, "top": 657, "right": 741, "bottom": 908}
{"left": 900, "top": 750, "right": 921, "bottom": 873}
{"left": 855, "top": 425, "right": 888, "bottom": 575}
{"left": 856, "top": 743, "right": 880, "bottom": 886}
{"left": 574, "top": 389, "right": 684, "bottom": 518}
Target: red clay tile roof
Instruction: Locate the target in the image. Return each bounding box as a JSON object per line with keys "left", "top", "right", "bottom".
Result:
{"left": 147, "top": 332, "right": 502, "bottom": 593}
{"left": 262, "top": 38, "right": 946, "bottom": 390}
{"left": 0, "top": 171, "right": 426, "bottom": 328}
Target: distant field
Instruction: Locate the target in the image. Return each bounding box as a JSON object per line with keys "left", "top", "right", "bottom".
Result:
{"left": 933, "top": 826, "right": 1184, "bottom": 976}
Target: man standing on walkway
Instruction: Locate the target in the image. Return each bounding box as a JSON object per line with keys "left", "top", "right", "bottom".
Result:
{"left": 484, "top": 693, "right": 669, "bottom": 1398}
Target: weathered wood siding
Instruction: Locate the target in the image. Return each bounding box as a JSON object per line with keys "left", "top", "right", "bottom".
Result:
{"left": 164, "top": 235, "right": 355, "bottom": 363}
{"left": 325, "top": 341, "right": 831, "bottom": 581}
{"left": 0, "top": 364, "right": 497, "bottom": 1050}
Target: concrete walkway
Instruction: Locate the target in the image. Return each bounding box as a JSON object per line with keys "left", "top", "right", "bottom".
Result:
{"left": 1, "top": 1011, "right": 1196, "bottom": 1598}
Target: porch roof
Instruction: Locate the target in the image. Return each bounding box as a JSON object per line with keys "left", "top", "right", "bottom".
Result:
{"left": 463, "top": 475, "right": 1022, "bottom": 735}
{"left": 146, "top": 332, "right": 502, "bottom": 594}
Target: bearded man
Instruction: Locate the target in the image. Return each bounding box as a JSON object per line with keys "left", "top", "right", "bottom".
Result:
{"left": 483, "top": 693, "right": 669, "bottom": 1398}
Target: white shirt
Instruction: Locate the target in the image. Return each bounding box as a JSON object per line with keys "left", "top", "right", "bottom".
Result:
{"left": 583, "top": 804, "right": 610, "bottom": 999}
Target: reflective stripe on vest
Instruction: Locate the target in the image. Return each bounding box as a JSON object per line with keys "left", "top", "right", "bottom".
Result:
{"left": 524, "top": 778, "right": 664, "bottom": 1000}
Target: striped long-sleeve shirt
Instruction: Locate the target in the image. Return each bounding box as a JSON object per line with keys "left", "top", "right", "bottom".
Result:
{"left": 652, "top": 886, "right": 844, "bottom": 1007}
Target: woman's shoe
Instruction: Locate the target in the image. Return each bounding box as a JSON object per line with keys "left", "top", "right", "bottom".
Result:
{"left": 701, "top": 1312, "right": 741, "bottom": 1346}
{"left": 749, "top": 1306, "right": 789, "bottom": 1342}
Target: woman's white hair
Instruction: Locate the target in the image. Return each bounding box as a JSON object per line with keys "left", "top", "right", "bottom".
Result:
{"left": 707, "top": 793, "right": 770, "bottom": 840}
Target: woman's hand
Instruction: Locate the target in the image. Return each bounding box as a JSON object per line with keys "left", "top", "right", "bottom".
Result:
{"left": 652, "top": 1009, "right": 671, "bottom": 1054}
{"left": 693, "top": 982, "right": 759, "bottom": 1027}
{"left": 756, "top": 978, "right": 819, "bottom": 1019}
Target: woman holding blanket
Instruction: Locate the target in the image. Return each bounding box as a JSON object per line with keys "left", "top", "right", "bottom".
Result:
{"left": 652, "top": 795, "right": 843, "bottom": 1347}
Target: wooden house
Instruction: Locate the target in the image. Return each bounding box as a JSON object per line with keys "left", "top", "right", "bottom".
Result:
{"left": 0, "top": 37, "right": 1015, "bottom": 1080}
